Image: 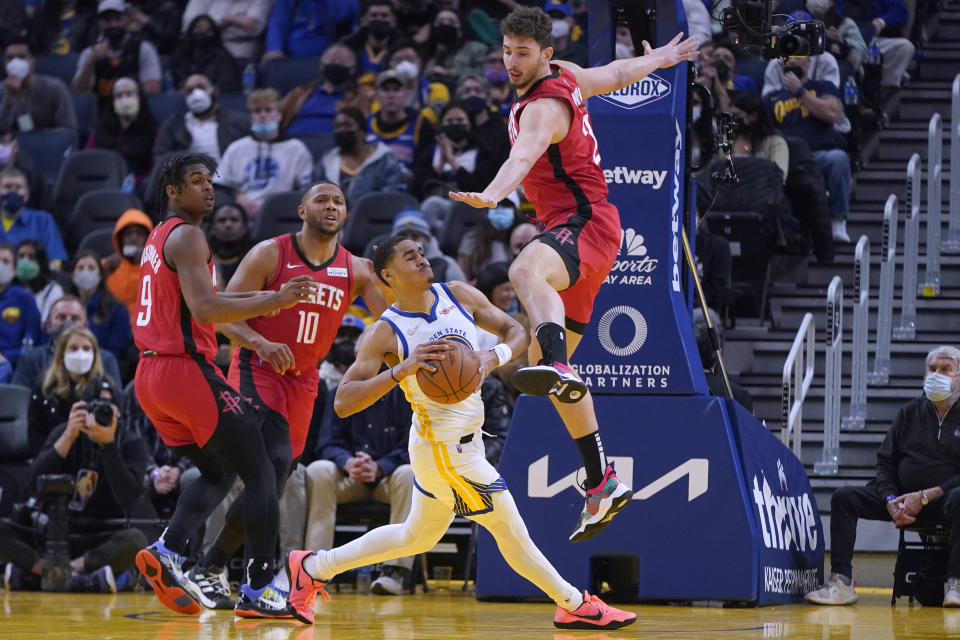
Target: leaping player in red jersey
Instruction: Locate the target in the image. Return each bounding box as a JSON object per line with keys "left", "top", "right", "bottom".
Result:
{"left": 450, "top": 7, "right": 699, "bottom": 543}
{"left": 132, "top": 154, "right": 319, "bottom": 621}
{"left": 183, "top": 181, "right": 386, "bottom": 611}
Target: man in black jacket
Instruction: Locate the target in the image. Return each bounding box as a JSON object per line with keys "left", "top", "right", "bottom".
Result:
{"left": 806, "top": 345, "right": 960, "bottom": 606}
{"left": 153, "top": 73, "right": 249, "bottom": 163}
{"left": 303, "top": 384, "right": 413, "bottom": 595}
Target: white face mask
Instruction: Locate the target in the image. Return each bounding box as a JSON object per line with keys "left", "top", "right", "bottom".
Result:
{"left": 64, "top": 349, "right": 95, "bottom": 375}
{"left": 73, "top": 268, "right": 101, "bottom": 292}
{"left": 0, "top": 261, "right": 13, "bottom": 286}
{"left": 122, "top": 243, "right": 140, "bottom": 258}
{"left": 5, "top": 57, "right": 30, "bottom": 80}
{"left": 186, "top": 88, "right": 213, "bottom": 114}
{"left": 114, "top": 96, "right": 140, "bottom": 117}
{"left": 615, "top": 42, "right": 634, "bottom": 60}
{"left": 394, "top": 60, "right": 419, "bottom": 81}
{"left": 551, "top": 19, "right": 570, "bottom": 39}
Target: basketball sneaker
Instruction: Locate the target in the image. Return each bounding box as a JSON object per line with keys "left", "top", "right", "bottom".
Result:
{"left": 569, "top": 465, "right": 633, "bottom": 543}
{"left": 286, "top": 550, "right": 331, "bottom": 624}
{"left": 234, "top": 578, "right": 297, "bottom": 620}
{"left": 135, "top": 541, "right": 202, "bottom": 615}
{"left": 371, "top": 565, "right": 409, "bottom": 595}
{"left": 70, "top": 565, "right": 116, "bottom": 593}
{"left": 553, "top": 591, "right": 637, "bottom": 630}
{"left": 4, "top": 563, "right": 41, "bottom": 591}
{"left": 512, "top": 361, "right": 587, "bottom": 403}
{"left": 805, "top": 573, "right": 858, "bottom": 605}
{"left": 186, "top": 566, "right": 236, "bottom": 609}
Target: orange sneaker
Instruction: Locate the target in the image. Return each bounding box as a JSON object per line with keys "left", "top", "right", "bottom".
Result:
{"left": 135, "top": 542, "right": 202, "bottom": 615}
{"left": 286, "top": 550, "right": 331, "bottom": 624}
{"left": 553, "top": 592, "right": 637, "bottom": 630}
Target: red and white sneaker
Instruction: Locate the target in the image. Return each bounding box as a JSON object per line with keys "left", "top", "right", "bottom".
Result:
{"left": 286, "top": 550, "right": 330, "bottom": 624}
{"left": 554, "top": 591, "right": 637, "bottom": 630}
{"left": 569, "top": 464, "right": 633, "bottom": 543}
{"left": 511, "top": 361, "right": 587, "bottom": 403}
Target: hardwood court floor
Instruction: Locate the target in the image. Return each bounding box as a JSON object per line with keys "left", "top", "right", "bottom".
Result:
{"left": 0, "top": 587, "right": 957, "bottom": 640}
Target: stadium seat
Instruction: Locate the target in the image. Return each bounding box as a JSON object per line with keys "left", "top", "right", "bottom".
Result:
{"left": 362, "top": 232, "right": 391, "bottom": 259}
{"left": 252, "top": 191, "right": 306, "bottom": 243}
{"left": 438, "top": 201, "right": 482, "bottom": 257}
{"left": 218, "top": 92, "right": 250, "bottom": 115}
{"left": 340, "top": 191, "right": 419, "bottom": 255}
{"left": 67, "top": 188, "right": 143, "bottom": 242}
{"left": 293, "top": 132, "right": 335, "bottom": 162}
{"left": 51, "top": 149, "right": 128, "bottom": 225}
{"left": 147, "top": 93, "right": 186, "bottom": 127}
{"left": 0, "top": 384, "right": 31, "bottom": 462}
{"left": 15, "top": 128, "right": 76, "bottom": 183}
{"left": 71, "top": 91, "right": 97, "bottom": 145}
{"left": 76, "top": 227, "right": 116, "bottom": 258}
{"left": 259, "top": 57, "right": 321, "bottom": 95}
{"left": 34, "top": 53, "right": 80, "bottom": 86}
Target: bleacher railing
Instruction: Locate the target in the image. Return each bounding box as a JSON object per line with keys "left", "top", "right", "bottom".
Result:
{"left": 816, "top": 277, "right": 843, "bottom": 475}
{"left": 944, "top": 74, "right": 960, "bottom": 253}
{"left": 921, "top": 113, "right": 942, "bottom": 295}
{"left": 868, "top": 195, "right": 898, "bottom": 385}
{"left": 781, "top": 312, "right": 815, "bottom": 458}
{"left": 894, "top": 153, "right": 921, "bottom": 340}
{"left": 842, "top": 236, "right": 869, "bottom": 431}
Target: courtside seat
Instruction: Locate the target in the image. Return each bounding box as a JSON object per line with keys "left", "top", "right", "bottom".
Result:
{"left": 340, "top": 191, "right": 419, "bottom": 255}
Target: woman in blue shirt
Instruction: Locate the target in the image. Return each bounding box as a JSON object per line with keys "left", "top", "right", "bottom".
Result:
{"left": 69, "top": 251, "right": 131, "bottom": 368}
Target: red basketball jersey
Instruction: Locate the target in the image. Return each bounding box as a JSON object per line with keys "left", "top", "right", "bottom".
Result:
{"left": 133, "top": 216, "right": 218, "bottom": 359}
{"left": 244, "top": 234, "right": 354, "bottom": 375}
{"left": 508, "top": 65, "right": 612, "bottom": 227}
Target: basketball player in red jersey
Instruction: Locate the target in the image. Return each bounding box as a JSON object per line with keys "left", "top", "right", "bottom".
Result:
{"left": 450, "top": 7, "right": 698, "bottom": 543}
{"left": 133, "top": 154, "right": 318, "bottom": 621}
{"left": 184, "top": 181, "right": 387, "bottom": 609}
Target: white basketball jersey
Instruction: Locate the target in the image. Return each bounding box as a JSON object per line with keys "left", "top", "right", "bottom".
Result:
{"left": 380, "top": 283, "right": 484, "bottom": 444}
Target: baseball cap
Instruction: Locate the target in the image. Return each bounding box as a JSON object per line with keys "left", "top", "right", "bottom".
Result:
{"left": 98, "top": 0, "right": 126, "bottom": 15}
{"left": 788, "top": 10, "right": 814, "bottom": 22}
{"left": 341, "top": 314, "right": 366, "bottom": 331}
{"left": 392, "top": 207, "right": 431, "bottom": 236}
{"left": 543, "top": 0, "right": 573, "bottom": 17}
{"left": 376, "top": 69, "right": 404, "bottom": 88}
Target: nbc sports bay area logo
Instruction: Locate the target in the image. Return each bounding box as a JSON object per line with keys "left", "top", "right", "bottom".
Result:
{"left": 604, "top": 228, "right": 658, "bottom": 286}
{"left": 596, "top": 73, "right": 672, "bottom": 110}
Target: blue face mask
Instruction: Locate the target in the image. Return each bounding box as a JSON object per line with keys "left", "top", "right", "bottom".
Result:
{"left": 487, "top": 207, "right": 514, "bottom": 230}
{"left": 924, "top": 372, "right": 956, "bottom": 402}
{"left": 251, "top": 121, "right": 278, "bottom": 137}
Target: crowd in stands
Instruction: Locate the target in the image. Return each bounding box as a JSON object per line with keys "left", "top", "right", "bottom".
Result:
{"left": 0, "top": 0, "right": 938, "bottom": 596}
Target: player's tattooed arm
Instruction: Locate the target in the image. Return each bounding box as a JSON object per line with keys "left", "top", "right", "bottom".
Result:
{"left": 445, "top": 281, "right": 528, "bottom": 376}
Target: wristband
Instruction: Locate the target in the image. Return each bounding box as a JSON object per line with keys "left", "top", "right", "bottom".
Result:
{"left": 492, "top": 343, "right": 512, "bottom": 366}
{"left": 885, "top": 495, "right": 896, "bottom": 503}
{"left": 795, "top": 87, "right": 807, "bottom": 98}
{"left": 390, "top": 367, "right": 401, "bottom": 383}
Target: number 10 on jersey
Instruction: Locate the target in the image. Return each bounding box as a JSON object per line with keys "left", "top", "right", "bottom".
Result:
{"left": 297, "top": 310, "right": 320, "bottom": 344}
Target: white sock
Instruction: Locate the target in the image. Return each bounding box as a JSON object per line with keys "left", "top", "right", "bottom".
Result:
{"left": 304, "top": 550, "right": 333, "bottom": 583}
{"left": 560, "top": 590, "right": 585, "bottom": 612}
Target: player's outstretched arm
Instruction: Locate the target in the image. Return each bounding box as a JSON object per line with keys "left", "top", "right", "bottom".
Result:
{"left": 350, "top": 256, "right": 389, "bottom": 316}
{"left": 449, "top": 99, "right": 566, "bottom": 208}
{"left": 445, "top": 281, "right": 528, "bottom": 380}
{"left": 166, "top": 224, "right": 317, "bottom": 324}
{"left": 553, "top": 33, "right": 699, "bottom": 99}
{"left": 218, "top": 239, "right": 296, "bottom": 374}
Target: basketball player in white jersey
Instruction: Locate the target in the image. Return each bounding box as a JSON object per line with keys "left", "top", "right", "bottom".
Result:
{"left": 284, "top": 236, "right": 637, "bottom": 630}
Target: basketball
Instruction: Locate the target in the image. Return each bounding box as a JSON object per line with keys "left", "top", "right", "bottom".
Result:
{"left": 416, "top": 340, "right": 481, "bottom": 404}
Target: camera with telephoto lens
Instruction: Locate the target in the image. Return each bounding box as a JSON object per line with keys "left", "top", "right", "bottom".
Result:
{"left": 35, "top": 474, "right": 75, "bottom": 592}
{"left": 83, "top": 398, "right": 115, "bottom": 426}
{"left": 720, "top": 0, "right": 825, "bottom": 59}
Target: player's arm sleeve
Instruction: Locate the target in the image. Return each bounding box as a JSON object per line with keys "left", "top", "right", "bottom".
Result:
{"left": 315, "top": 385, "right": 354, "bottom": 471}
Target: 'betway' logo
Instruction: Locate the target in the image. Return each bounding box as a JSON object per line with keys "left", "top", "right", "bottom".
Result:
{"left": 670, "top": 119, "right": 682, "bottom": 293}
{"left": 528, "top": 455, "right": 708, "bottom": 501}
{"left": 596, "top": 73, "right": 672, "bottom": 110}
{"left": 603, "top": 166, "right": 668, "bottom": 189}
{"left": 752, "top": 472, "right": 818, "bottom": 551}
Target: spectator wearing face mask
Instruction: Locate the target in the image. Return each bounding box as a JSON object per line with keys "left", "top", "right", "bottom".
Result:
{"left": 421, "top": 9, "right": 488, "bottom": 81}
{"left": 0, "top": 125, "right": 44, "bottom": 206}
{"left": 86, "top": 77, "right": 157, "bottom": 182}
{"left": 0, "top": 166, "right": 67, "bottom": 266}
{"left": 544, "top": 1, "right": 587, "bottom": 66}
{"left": 262, "top": 0, "right": 359, "bottom": 62}
{"left": 341, "top": 1, "right": 411, "bottom": 77}
{"left": 72, "top": 0, "right": 162, "bottom": 97}
{"left": 103, "top": 208, "right": 153, "bottom": 323}
{"left": 457, "top": 196, "right": 517, "bottom": 282}
{"left": 0, "top": 242, "right": 40, "bottom": 370}
{"left": 388, "top": 46, "right": 430, "bottom": 113}
{"left": 390, "top": 207, "right": 466, "bottom": 283}
{"left": 281, "top": 43, "right": 372, "bottom": 135}
{"left": 207, "top": 203, "right": 253, "bottom": 287}
{"left": 69, "top": 252, "right": 131, "bottom": 367}
{"left": 15, "top": 240, "right": 63, "bottom": 325}
{"left": 182, "top": 0, "right": 271, "bottom": 62}
{"left": 0, "top": 39, "right": 77, "bottom": 133}
{"left": 456, "top": 73, "right": 509, "bottom": 168}
{"left": 366, "top": 69, "right": 435, "bottom": 176}
{"left": 217, "top": 88, "right": 314, "bottom": 219}
{"left": 154, "top": 73, "right": 248, "bottom": 163}
{"left": 12, "top": 295, "right": 122, "bottom": 394}
{"left": 415, "top": 101, "right": 498, "bottom": 200}
{"left": 170, "top": 16, "right": 242, "bottom": 93}
{"left": 315, "top": 106, "right": 406, "bottom": 202}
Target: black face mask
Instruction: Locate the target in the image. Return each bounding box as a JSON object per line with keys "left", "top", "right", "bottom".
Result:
{"left": 327, "top": 339, "right": 357, "bottom": 367}
{"left": 442, "top": 123, "right": 468, "bottom": 143}
{"left": 368, "top": 19, "right": 393, "bottom": 39}
{"left": 712, "top": 59, "right": 731, "bottom": 83}
{"left": 103, "top": 26, "right": 126, "bottom": 46}
{"left": 190, "top": 31, "right": 216, "bottom": 48}
{"left": 433, "top": 24, "right": 459, "bottom": 46}
{"left": 324, "top": 63, "right": 352, "bottom": 86}
{"left": 462, "top": 95, "right": 487, "bottom": 115}
{"left": 334, "top": 130, "right": 358, "bottom": 150}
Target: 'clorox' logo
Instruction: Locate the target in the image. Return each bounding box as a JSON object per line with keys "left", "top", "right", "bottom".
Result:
{"left": 596, "top": 74, "right": 672, "bottom": 110}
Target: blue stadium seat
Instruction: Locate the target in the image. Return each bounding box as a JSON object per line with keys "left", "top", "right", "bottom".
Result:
{"left": 15, "top": 128, "right": 76, "bottom": 183}
{"left": 341, "top": 191, "right": 419, "bottom": 255}
{"left": 219, "top": 92, "right": 250, "bottom": 115}
{"left": 34, "top": 53, "right": 80, "bottom": 86}
{"left": 0, "top": 384, "right": 31, "bottom": 461}
{"left": 51, "top": 149, "right": 128, "bottom": 225}
{"left": 252, "top": 191, "right": 306, "bottom": 243}
{"left": 259, "top": 57, "right": 321, "bottom": 95}
{"left": 75, "top": 227, "right": 116, "bottom": 259}
{"left": 438, "top": 201, "right": 482, "bottom": 257}
{"left": 147, "top": 93, "right": 186, "bottom": 127}
{"left": 293, "top": 132, "right": 334, "bottom": 162}
{"left": 67, "top": 188, "right": 143, "bottom": 241}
